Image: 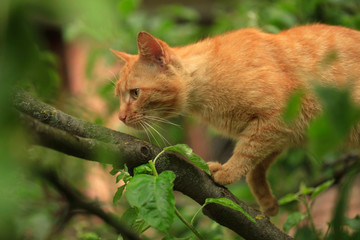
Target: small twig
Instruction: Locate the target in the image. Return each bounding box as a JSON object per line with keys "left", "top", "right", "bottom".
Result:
{"left": 321, "top": 153, "right": 358, "bottom": 169}
{"left": 46, "top": 208, "right": 74, "bottom": 240}
{"left": 278, "top": 154, "right": 359, "bottom": 199}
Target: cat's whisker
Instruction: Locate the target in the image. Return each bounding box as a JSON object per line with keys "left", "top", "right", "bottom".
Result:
{"left": 143, "top": 121, "right": 161, "bottom": 147}
{"left": 150, "top": 121, "right": 166, "bottom": 132}
{"left": 144, "top": 121, "right": 171, "bottom": 147}
{"left": 144, "top": 115, "right": 182, "bottom": 128}
{"left": 149, "top": 121, "right": 174, "bottom": 144}
{"left": 139, "top": 121, "right": 151, "bottom": 143}
{"left": 107, "top": 71, "right": 118, "bottom": 87}
{"left": 151, "top": 125, "right": 171, "bottom": 147}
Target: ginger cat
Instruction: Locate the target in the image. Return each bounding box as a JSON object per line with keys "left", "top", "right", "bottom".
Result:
{"left": 112, "top": 24, "right": 360, "bottom": 216}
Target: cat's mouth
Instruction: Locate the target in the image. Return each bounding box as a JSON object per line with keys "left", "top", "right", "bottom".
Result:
{"left": 123, "top": 113, "right": 150, "bottom": 131}
{"left": 124, "top": 117, "right": 145, "bottom": 130}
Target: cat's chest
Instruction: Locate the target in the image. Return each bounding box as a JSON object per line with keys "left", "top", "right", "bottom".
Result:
{"left": 195, "top": 108, "right": 250, "bottom": 138}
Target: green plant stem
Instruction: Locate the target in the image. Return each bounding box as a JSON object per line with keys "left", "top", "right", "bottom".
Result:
{"left": 141, "top": 225, "right": 151, "bottom": 233}
{"left": 190, "top": 204, "right": 206, "bottom": 226}
{"left": 148, "top": 160, "right": 158, "bottom": 177}
{"left": 301, "top": 197, "right": 319, "bottom": 240}
{"left": 153, "top": 150, "right": 165, "bottom": 165}
{"left": 175, "top": 208, "right": 205, "bottom": 240}
{"left": 323, "top": 223, "right": 331, "bottom": 239}
{"left": 149, "top": 158, "right": 205, "bottom": 240}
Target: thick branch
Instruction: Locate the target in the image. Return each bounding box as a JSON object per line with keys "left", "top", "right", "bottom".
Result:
{"left": 14, "top": 89, "right": 293, "bottom": 240}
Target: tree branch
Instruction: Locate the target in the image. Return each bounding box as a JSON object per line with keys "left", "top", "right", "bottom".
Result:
{"left": 14, "top": 89, "right": 293, "bottom": 240}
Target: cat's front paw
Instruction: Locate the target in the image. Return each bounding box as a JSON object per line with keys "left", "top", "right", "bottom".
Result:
{"left": 208, "top": 161, "right": 222, "bottom": 174}
{"left": 208, "top": 162, "right": 237, "bottom": 185}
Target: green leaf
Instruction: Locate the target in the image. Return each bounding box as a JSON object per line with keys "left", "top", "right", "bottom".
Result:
{"left": 116, "top": 170, "right": 132, "bottom": 183}
{"left": 125, "top": 171, "right": 176, "bottom": 233}
{"left": 332, "top": 167, "right": 358, "bottom": 239}
{"left": 133, "top": 163, "right": 153, "bottom": 175}
{"left": 299, "top": 182, "right": 314, "bottom": 195}
{"left": 113, "top": 185, "right": 126, "bottom": 204}
{"left": 120, "top": 208, "right": 146, "bottom": 233}
{"left": 311, "top": 179, "right": 334, "bottom": 199}
{"left": 116, "top": 172, "right": 125, "bottom": 183}
{"left": 205, "top": 198, "right": 256, "bottom": 223}
{"left": 293, "top": 226, "right": 318, "bottom": 240}
{"left": 307, "top": 115, "right": 340, "bottom": 158}
{"left": 308, "top": 86, "right": 360, "bottom": 158}
{"left": 164, "top": 144, "right": 210, "bottom": 174}
{"left": 278, "top": 193, "right": 299, "bottom": 205}
{"left": 283, "top": 212, "right": 307, "bottom": 233}
{"left": 283, "top": 89, "right": 304, "bottom": 123}
{"left": 110, "top": 168, "right": 120, "bottom": 176}
{"left": 344, "top": 215, "right": 360, "bottom": 231}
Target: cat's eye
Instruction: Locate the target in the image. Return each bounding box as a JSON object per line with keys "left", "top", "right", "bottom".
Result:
{"left": 129, "top": 88, "right": 140, "bottom": 100}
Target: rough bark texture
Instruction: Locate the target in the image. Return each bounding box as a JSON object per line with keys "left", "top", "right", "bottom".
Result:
{"left": 13, "top": 89, "right": 293, "bottom": 240}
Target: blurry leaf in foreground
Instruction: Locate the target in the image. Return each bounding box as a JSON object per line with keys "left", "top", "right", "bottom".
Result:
{"left": 308, "top": 86, "right": 360, "bottom": 158}
{"left": 283, "top": 89, "right": 304, "bottom": 123}
{"left": 344, "top": 215, "right": 360, "bottom": 231}
{"left": 331, "top": 163, "right": 359, "bottom": 239}
{"left": 293, "top": 226, "right": 318, "bottom": 240}
{"left": 307, "top": 115, "right": 338, "bottom": 159}
{"left": 113, "top": 185, "right": 126, "bottom": 204}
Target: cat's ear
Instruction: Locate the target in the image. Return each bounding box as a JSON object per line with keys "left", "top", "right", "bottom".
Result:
{"left": 110, "top": 48, "right": 133, "bottom": 66}
{"left": 137, "top": 31, "right": 169, "bottom": 66}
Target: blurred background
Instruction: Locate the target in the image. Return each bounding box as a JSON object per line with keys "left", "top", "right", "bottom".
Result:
{"left": 1, "top": 0, "right": 360, "bottom": 239}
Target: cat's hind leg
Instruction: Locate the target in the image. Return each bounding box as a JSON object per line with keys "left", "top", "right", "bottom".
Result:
{"left": 246, "top": 152, "right": 280, "bottom": 216}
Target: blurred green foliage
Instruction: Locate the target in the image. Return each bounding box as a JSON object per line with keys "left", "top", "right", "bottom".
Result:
{"left": 1, "top": 0, "right": 360, "bottom": 239}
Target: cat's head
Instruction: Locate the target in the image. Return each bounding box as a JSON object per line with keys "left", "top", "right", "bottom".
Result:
{"left": 112, "top": 31, "right": 187, "bottom": 130}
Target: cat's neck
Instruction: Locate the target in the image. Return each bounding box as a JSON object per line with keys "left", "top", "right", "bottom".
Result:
{"left": 176, "top": 41, "right": 217, "bottom": 115}
{"left": 174, "top": 38, "right": 253, "bottom": 137}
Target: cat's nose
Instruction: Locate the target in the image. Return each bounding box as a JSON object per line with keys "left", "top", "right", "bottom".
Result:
{"left": 119, "top": 114, "right": 127, "bottom": 123}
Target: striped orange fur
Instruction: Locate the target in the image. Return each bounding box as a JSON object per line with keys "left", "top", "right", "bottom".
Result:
{"left": 112, "top": 24, "right": 360, "bottom": 216}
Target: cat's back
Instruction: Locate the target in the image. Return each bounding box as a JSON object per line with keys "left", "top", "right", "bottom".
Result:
{"left": 284, "top": 25, "right": 360, "bottom": 88}
{"left": 277, "top": 24, "right": 360, "bottom": 59}
{"left": 279, "top": 24, "right": 360, "bottom": 40}
{"left": 212, "top": 24, "right": 360, "bottom": 65}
